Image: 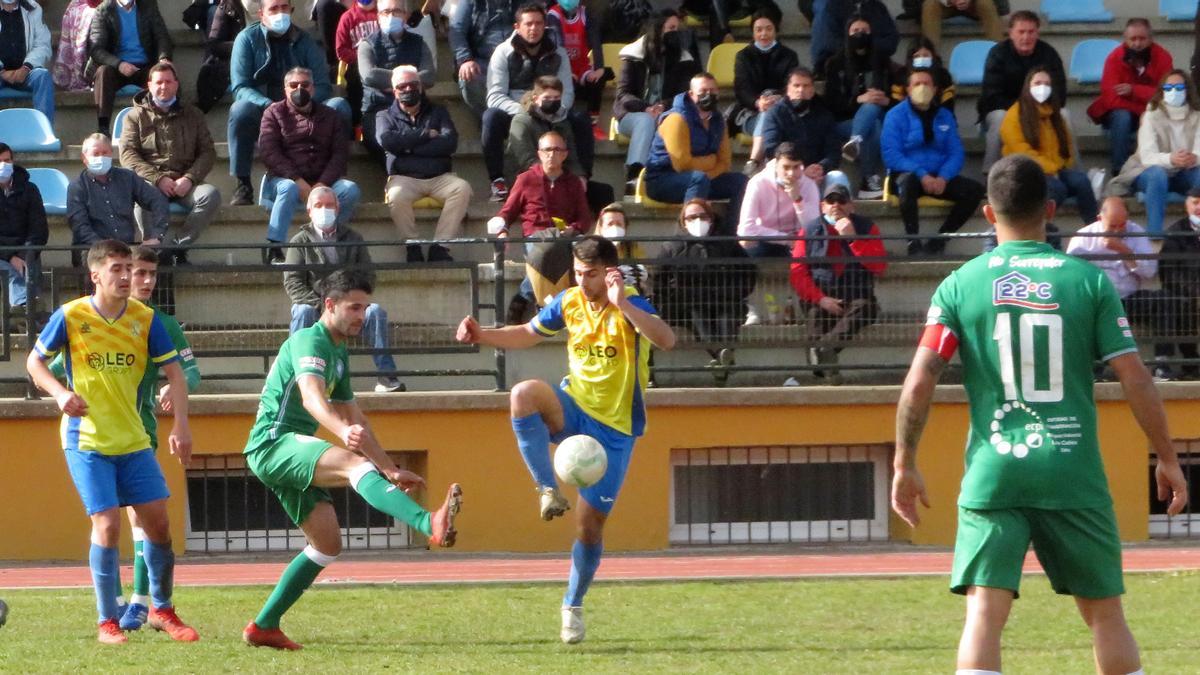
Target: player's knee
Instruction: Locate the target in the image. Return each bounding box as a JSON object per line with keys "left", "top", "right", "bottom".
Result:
{"left": 510, "top": 380, "right": 548, "bottom": 411}
{"left": 1077, "top": 597, "right": 1124, "bottom": 629}
{"left": 91, "top": 518, "right": 121, "bottom": 547}
{"left": 304, "top": 540, "right": 341, "bottom": 564}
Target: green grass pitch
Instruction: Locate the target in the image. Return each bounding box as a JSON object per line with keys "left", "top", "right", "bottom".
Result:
{"left": 0, "top": 572, "right": 1198, "bottom": 673}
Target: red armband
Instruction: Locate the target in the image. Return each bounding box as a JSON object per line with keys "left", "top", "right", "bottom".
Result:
{"left": 918, "top": 323, "right": 958, "bottom": 361}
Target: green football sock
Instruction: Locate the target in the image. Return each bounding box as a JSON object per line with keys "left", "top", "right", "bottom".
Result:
{"left": 131, "top": 539, "right": 149, "bottom": 597}
{"left": 354, "top": 470, "right": 431, "bottom": 536}
{"left": 254, "top": 550, "right": 326, "bottom": 629}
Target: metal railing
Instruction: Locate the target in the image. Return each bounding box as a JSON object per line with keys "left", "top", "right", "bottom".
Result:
{"left": 1150, "top": 440, "right": 1200, "bottom": 540}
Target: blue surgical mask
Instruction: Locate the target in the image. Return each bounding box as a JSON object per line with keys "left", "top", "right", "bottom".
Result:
{"left": 0, "top": 162, "right": 11, "bottom": 181}
{"left": 1164, "top": 89, "right": 1187, "bottom": 108}
{"left": 87, "top": 155, "right": 112, "bottom": 176}
{"left": 823, "top": 214, "right": 837, "bottom": 225}
{"left": 1190, "top": 214, "right": 1200, "bottom": 227}
{"left": 558, "top": 0, "right": 580, "bottom": 11}
{"left": 755, "top": 40, "right": 777, "bottom": 52}
{"left": 152, "top": 95, "right": 176, "bottom": 109}
{"left": 912, "top": 56, "right": 933, "bottom": 69}
{"left": 312, "top": 207, "right": 337, "bottom": 230}
{"left": 378, "top": 15, "right": 404, "bottom": 34}
{"left": 265, "top": 11, "right": 291, "bottom": 33}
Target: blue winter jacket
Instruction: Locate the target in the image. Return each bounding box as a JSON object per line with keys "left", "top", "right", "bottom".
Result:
{"left": 645, "top": 92, "right": 726, "bottom": 176}
{"left": 880, "top": 98, "right": 963, "bottom": 179}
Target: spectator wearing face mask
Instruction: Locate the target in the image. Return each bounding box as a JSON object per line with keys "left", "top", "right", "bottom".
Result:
{"left": 1157, "top": 185, "right": 1200, "bottom": 380}
{"left": 1086, "top": 19, "right": 1174, "bottom": 175}
{"left": 891, "top": 37, "right": 956, "bottom": 116}
{"left": 810, "top": 0, "right": 898, "bottom": 74}
{"left": 86, "top": 0, "right": 174, "bottom": 134}
{"left": 547, "top": 0, "right": 613, "bottom": 139}
{"left": 0, "top": 142, "right": 47, "bottom": 309}
{"left": 68, "top": 133, "right": 169, "bottom": 249}
{"left": 756, "top": 67, "right": 848, "bottom": 192}
{"left": 284, "top": 185, "right": 405, "bottom": 393}
{"left": 821, "top": 14, "right": 891, "bottom": 200}
{"left": 730, "top": 10, "right": 798, "bottom": 168}
{"left": 1001, "top": 66, "right": 1098, "bottom": 225}
{"left": 196, "top": 0, "right": 248, "bottom": 112}
{"left": 358, "top": 0, "right": 435, "bottom": 161}
{"left": 592, "top": 203, "right": 649, "bottom": 296}
{"left": 1108, "top": 70, "right": 1200, "bottom": 236}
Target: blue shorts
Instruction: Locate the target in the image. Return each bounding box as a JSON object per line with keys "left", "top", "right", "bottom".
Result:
{"left": 551, "top": 384, "right": 635, "bottom": 515}
{"left": 63, "top": 448, "right": 170, "bottom": 515}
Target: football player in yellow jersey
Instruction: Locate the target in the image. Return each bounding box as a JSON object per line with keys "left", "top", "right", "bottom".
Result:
{"left": 457, "top": 235, "right": 675, "bottom": 644}
{"left": 26, "top": 240, "right": 197, "bottom": 645}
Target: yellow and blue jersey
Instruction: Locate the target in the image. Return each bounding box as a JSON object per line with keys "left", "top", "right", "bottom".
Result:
{"left": 34, "top": 296, "right": 179, "bottom": 455}
{"left": 531, "top": 286, "right": 655, "bottom": 437}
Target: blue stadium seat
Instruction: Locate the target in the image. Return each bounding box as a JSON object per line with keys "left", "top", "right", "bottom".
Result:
{"left": 1161, "top": 0, "right": 1197, "bottom": 20}
{"left": 26, "top": 168, "right": 68, "bottom": 215}
{"left": 1040, "top": 0, "right": 1113, "bottom": 22}
{"left": 948, "top": 41, "right": 995, "bottom": 87}
{"left": 116, "top": 84, "right": 142, "bottom": 96}
{"left": 169, "top": 201, "right": 189, "bottom": 215}
{"left": 0, "top": 88, "right": 31, "bottom": 100}
{"left": 1136, "top": 191, "right": 1186, "bottom": 205}
{"left": 0, "top": 109, "right": 60, "bottom": 152}
{"left": 1070, "top": 39, "right": 1120, "bottom": 84}
{"left": 111, "top": 106, "right": 133, "bottom": 145}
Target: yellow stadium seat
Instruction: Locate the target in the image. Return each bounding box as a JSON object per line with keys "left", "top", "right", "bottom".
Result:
{"left": 413, "top": 196, "right": 443, "bottom": 208}
{"left": 706, "top": 42, "right": 745, "bottom": 88}
{"left": 882, "top": 174, "right": 954, "bottom": 207}
{"left": 609, "top": 117, "right": 630, "bottom": 145}
{"left": 602, "top": 43, "right": 624, "bottom": 87}
{"left": 337, "top": 60, "right": 348, "bottom": 87}
{"left": 736, "top": 131, "right": 754, "bottom": 146}
{"left": 684, "top": 14, "right": 751, "bottom": 28}
{"left": 635, "top": 169, "right": 681, "bottom": 208}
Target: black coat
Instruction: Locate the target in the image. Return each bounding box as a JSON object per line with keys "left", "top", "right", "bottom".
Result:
{"left": 1160, "top": 218, "right": 1200, "bottom": 299}
{"left": 85, "top": 0, "right": 173, "bottom": 81}
{"left": 376, "top": 98, "right": 458, "bottom": 179}
{"left": 652, "top": 236, "right": 756, "bottom": 323}
{"left": 731, "top": 42, "right": 800, "bottom": 123}
{"left": 0, "top": 166, "right": 48, "bottom": 261}
{"left": 977, "top": 39, "right": 1066, "bottom": 122}
{"left": 822, "top": 49, "right": 893, "bottom": 122}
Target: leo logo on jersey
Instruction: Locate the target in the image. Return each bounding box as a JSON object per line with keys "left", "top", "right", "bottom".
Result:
{"left": 993, "top": 272, "right": 1059, "bottom": 311}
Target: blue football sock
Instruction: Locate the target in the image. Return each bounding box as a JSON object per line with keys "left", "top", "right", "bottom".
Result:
{"left": 563, "top": 540, "right": 604, "bottom": 607}
{"left": 142, "top": 540, "right": 175, "bottom": 609}
{"left": 89, "top": 544, "right": 120, "bottom": 622}
{"left": 512, "top": 413, "right": 557, "bottom": 489}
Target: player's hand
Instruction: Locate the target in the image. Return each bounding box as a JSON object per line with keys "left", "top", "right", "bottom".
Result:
{"left": 1156, "top": 460, "right": 1189, "bottom": 516}
{"left": 818, "top": 296, "right": 844, "bottom": 315}
{"left": 605, "top": 267, "right": 626, "bottom": 307}
{"left": 456, "top": 315, "right": 483, "bottom": 344}
{"left": 169, "top": 423, "right": 192, "bottom": 467}
{"left": 891, "top": 467, "right": 930, "bottom": 527}
{"left": 382, "top": 467, "right": 426, "bottom": 494}
{"left": 340, "top": 423, "right": 366, "bottom": 451}
{"left": 55, "top": 391, "right": 88, "bottom": 417}
{"left": 157, "top": 383, "right": 173, "bottom": 412}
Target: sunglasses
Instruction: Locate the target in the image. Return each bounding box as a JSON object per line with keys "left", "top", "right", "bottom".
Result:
{"left": 1163, "top": 84, "right": 1187, "bottom": 92}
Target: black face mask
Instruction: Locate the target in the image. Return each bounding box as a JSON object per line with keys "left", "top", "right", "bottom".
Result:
{"left": 398, "top": 90, "right": 420, "bottom": 106}
{"left": 661, "top": 30, "right": 683, "bottom": 53}
{"left": 289, "top": 87, "right": 311, "bottom": 107}
{"left": 696, "top": 92, "right": 718, "bottom": 112}
{"left": 791, "top": 97, "right": 810, "bottom": 114}
{"left": 1124, "top": 45, "right": 1150, "bottom": 66}
{"left": 539, "top": 99, "right": 562, "bottom": 116}
{"left": 848, "top": 32, "right": 871, "bottom": 53}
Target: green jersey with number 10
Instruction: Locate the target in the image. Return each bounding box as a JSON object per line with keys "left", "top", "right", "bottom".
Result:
{"left": 921, "top": 240, "right": 1138, "bottom": 510}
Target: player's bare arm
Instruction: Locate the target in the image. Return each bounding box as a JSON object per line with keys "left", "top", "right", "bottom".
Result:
{"left": 607, "top": 268, "right": 676, "bottom": 350}
{"left": 891, "top": 346, "right": 944, "bottom": 527}
{"left": 162, "top": 361, "right": 192, "bottom": 466}
{"left": 455, "top": 315, "right": 546, "bottom": 350}
{"left": 1110, "top": 353, "right": 1189, "bottom": 515}
{"left": 298, "top": 374, "right": 361, "bottom": 448}
{"left": 331, "top": 399, "right": 426, "bottom": 492}
{"left": 25, "top": 350, "right": 88, "bottom": 417}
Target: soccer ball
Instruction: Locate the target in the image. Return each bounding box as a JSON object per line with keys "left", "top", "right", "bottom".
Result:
{"left": 554, "top": 435, "right": 608, "bottom": 488}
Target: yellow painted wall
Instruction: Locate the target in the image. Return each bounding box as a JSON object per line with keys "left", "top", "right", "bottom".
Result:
{"left": 0, "top": 390, "right": 1196, "bottom": 561}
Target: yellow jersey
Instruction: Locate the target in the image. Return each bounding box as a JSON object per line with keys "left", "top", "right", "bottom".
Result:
{"left": 34, "top": 296, "right": 179, "bottom": 455}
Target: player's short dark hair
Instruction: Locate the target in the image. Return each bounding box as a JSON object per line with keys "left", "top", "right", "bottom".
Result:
{"left": 132, "top": 246, "right": 159, "bottom": 265}
{"left": 572, "top": 235, "right": 620, "bottom": 268}
{"left": 987, "top": 155, "right": 1048, "bottom": 224}
{"left": 515, "top": 2, "right": 545, "bottom": 21}
{"left": 774, "top": 142, "right": 802, "bottom": 162}
{"left": 319, "top": 269, "right": 374, "bottom": 303}
{"left": 86, "top": 239, "right": 132, "bottom": 269}
{"left": 1009, "top": 9, "right": 1039, "bottom": 27}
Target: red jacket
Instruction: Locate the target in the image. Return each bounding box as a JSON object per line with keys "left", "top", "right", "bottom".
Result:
{"left": 1086, "top": 42, "right": 1173, "bottom": 123}
{"left": 334, "top": 3, "right": 378, "bottom": 64}
{"left": 496, "top": 164, "right": 592, "bottom": 237}
{"left": 258, "top": 99, "right": 348, "bottom": 186}
{"left": 789, "top": 219, "right": 887, "bottom": 304}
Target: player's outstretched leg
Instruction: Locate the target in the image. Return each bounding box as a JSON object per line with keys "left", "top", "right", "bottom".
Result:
{"left": 561, "top": 501, "right": 607, "bottom": 644}
{"left": 956, "top": 586, "right": 1013, "bottom": 673}
{"left": 510, "top": 380, "right": 569, "bottom": 521}
{"left": 347, "top": 463, "right": 462, "bottom": 547}
{"left": 134, "top": 500, "right": 199, "bottom": 642}
{"left": 1076, "top": 596, "right": 1141, "bottom": 674}
{"left": 119, "top": 519, "right": 150, "bottom": 631}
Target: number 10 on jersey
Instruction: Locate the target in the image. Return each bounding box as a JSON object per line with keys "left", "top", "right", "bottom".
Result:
{"left": 992, "top": 312, "right": 1064, "bottom": 403}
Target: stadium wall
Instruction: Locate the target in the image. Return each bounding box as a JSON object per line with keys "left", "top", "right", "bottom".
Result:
{"left": 0, "top": 386, "right": 1196, "bottom": 560}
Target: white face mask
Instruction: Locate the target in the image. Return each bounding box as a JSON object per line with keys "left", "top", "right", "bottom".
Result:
{"left": 1030, "top": 84, "right": 1053, "bottom": 104}
{"left": 87, "top": 155, "right": 112, "bottom": 176}
{"left": 311, "top": 207, "right": 337, "bottom": 230}
{"left": 1189, "top": 213, "right": 1200, "bottom": 227}
{"left": 602, "top": 226, "right": 626, "bottom": 239}
{"left": 1164, "top": 89, "right": 1187, "bottom": 108}
{"left": 912, "top": 56, "right": 933, "bottom": 69}
{"left": 378, "top": 15, "right": 405, "bottom": 34}
{"left": 684, "top": 218, "right": 711, "bottom": 238}
{"left": 822, "top": 213, "right": 837, "bottom": 225}
{"left": 0, "top": 162, "right": 11, "bottom": 181}
{"left": 116, "top": 0, "right": 134, "bottom": 7}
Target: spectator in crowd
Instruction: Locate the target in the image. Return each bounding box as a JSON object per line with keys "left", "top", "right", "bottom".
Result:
{"left": 653, "top": 198, "right": 756, "bottom": 386}
{"left": 0, "top": 0, "right": 54, "bottom": 124}
{"left": 483, "top": 3, "right": 585, "bottom": 202}
{"left": 283, "top": 185, "right": 405, "bottom": 392}
{"left": 822, "top": 14, "right": 890, "bottom": 199}
{"left": 450, "top": 0, "right": 552, "bottom": 115}
{"left": 1001, "top": 66, "right": 1098, "bottom": 225}
{"left": 489, "top": 130, "right": 591, "bottom": 323}
{"left": 334, "top": 0, "right": 379, "bottom": 129}
{"left": 378, "top": 65, "right": 469, "bottom": 263}
{"left": 1108, "top": 70, "right": 1200, "bottom": 236}
{"left": 54, "top": 0, "right": 101, "bottom": 91}
{"left": 921, "top": 0, "right": 1002, "bottom": 49}
{"left": 507, "top": 75, "right": 614, "bottom": 215}
{"left": 228, "top": 0, "right": 350, "bottom": 206}
{"left": 882, "top": 68, "right": 984, "bottom": 255}
{"left": 613, "top": 9, "right": 701, "bottom": 196}
{"left": 68, "top": 133, "right": 169, "bottom": 249}
{"left": 1066, "top": 196, "right": 1173, "bottom": 379}
{"left": 0, "top": 143, "right": 47, "bottom": 309}
{"left": 259, "top": 67, "right": 359, "bottom": 265}
{"left": 119, "top": 63, "right": 221, "bottom": 265}
{"left": 1193, "top": 3, "right": 1200, "bottom": 86}
{"left": 788, "top": 182, "right": 886, "bottom": 385}
{"left": 593, "top": 202, "right": 650, "bottom": 295}
{"left": 739, "top": 142, "right": 820, "bottom": 258}
{"left": 359, "top": 0, "right": 434, "bottom": 161}
{"left": 890, "top": 37, "right": 956, "bottom": 115}
{"left": 197, "top": 0, "right": 247, "bottom": 112}
{"left": 811, "top": 0, "right": 898, "bottom": 74}
{"left": 644, "top": 72, "right": 749, "bottom": 230}
{"left": 1158, "top": 186, "right": 1200, "bottom": 380}
{"left": 978, "top": 10, "right": 1066, "bottom": 173}
{"left": 730, "top": 10, "right": 798, "bottom": 167}
{"left": 601, "top": 0, "right": 653, "bottom": 43}
{"left": 547, "top": 0, "right": 612, "bottom": 138}
{"left": 1087, "top": 19, "right": 1173, "bottom": 175}
{"left": 86, "top": 0, "right": 174, "bottom": 134}
{"left": 756, "top": 67, "right": 848, "bottom": 190}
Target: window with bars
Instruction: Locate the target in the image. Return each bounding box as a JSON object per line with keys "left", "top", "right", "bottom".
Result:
{"left": 184, "top": 452, "right": 423, "bottom": 552}
{"left": 670, "top": 444, "right": 891, "bottom": 545}
{"left": 1149, "top": 440, "right": 1200, "bottom": 539}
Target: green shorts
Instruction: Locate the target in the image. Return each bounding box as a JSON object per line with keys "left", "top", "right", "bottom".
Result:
{"left": 950, "top": 505, "right": 1125, "bottom": 600}
{"left": 245, "top": 433, "right": 334, "bottom": 527}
